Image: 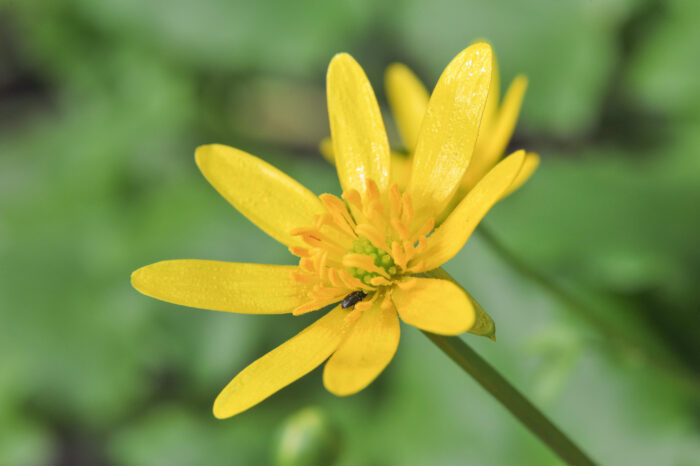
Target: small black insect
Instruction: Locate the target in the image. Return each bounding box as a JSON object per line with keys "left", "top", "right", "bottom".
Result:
{"left": 341, "top": 290, "right": 367, "bottom": 309}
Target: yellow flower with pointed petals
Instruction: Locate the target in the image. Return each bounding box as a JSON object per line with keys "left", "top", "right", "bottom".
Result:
{"left": 131, "top": 42, "right": 527, "bottom": 419}
{"left": 321, "top": 46, "right": 539, "bottom": 208}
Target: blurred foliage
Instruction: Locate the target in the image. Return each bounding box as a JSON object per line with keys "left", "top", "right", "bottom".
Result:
{"left": 275, "top": 407, "right": 341, "bottom": 466}
{"left": 1, "top": 0, "right": 699, "bottom": 465}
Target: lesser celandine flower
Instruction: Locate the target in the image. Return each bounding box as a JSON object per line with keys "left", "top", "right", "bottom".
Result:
{"left": 132, "top": 42, "right": 529, "bottom": 419}
{"left": 321, "top": 45, "right": 539, "bottom": 209}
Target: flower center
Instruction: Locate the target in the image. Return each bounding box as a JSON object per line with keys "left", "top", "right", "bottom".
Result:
{"left": 349, "top": 237, "right": 397, "bottom": 285}
{"left": 288, "top": 180, "right": 434, "bottom": 316}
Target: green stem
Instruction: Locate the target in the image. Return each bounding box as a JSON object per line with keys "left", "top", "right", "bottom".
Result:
{"left": 477, "top": 224, "right": 700, "bottom": 394}
{"left": 424, "top": 332, "right": 597, "bottom": 466}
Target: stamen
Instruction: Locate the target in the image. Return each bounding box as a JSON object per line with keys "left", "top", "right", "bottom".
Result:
{"left": 291, "top": 271, "right": 316, "bottom": 284}
{"left": 342, "top": 189, "right": 364, "bottom": 215}
{"left": 412, "top": 217, "right": 435, "bottom": 242}
{"left": 289, "top": 246, "right": 310, "bottom": 257}
{"left": 299, "top": 257, "right": 315, "bottom": 273}
{"left": 380, "top": 291, "right": 394, "bottom": 310}
{"left": 370, "top": 276, "right": 392, "bottom": 286}
{"left": 400, "top": 192, "right": 413, "bottom": 226}
{"left": 293, "top": 227, "right": 348, "bottom": 252}
{"left": 397, "top": 278, "right": 417, "bottom": 290}
{"left": 365, "top": 200, "right": 386, "bottom": 226}
{"left": 365, "top": 179, "right": 381, "bottom": 204}
{"left": 354, "top": 292, "right": 378, "bottom": 311}
{"left": 405, "top": 261, "right": 426, "bottom": 273}
{"left": 327, "top": 268, "right": 344, "bottom": 288}
{"left": 338, "top": 269, "right": 370, "bottom": 290}
{"left": 316, "top": 250, "right": 328, "bottom": 280}
{"left": 290, "top": 181, "right": 437, "bottom": 316}
{"left": 319, "top": 194, "right": 358, "bottom": 238}
{"left": 390, "top": 217, "right": 411, "bottom": 241}
{"left": 402, "top": 239, "right": 416, "bottom": 261}
{"left": 309, "top": 285, "right": 347, "bottom": 299}
{"left": 342, "top": 254, "right": 391, "bottom": 279}
{"left": 391, "top": 241, "right": 407, "bottom": 269}
{"left": 355, "top": 223, "right": 387, "bottom": 251}
{"left": 300, "top": 234, "right": 346, "bottom": 256}
{"left": 389, "top": 184, "right": 402, "bottom": 217}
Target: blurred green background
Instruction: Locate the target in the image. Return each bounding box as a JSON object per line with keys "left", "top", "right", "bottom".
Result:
{"left": 1, "top": 0, "right": 699, "bottom": 464}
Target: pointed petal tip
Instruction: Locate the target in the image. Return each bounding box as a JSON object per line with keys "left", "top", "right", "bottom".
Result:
{"left": 212, "top": 395, "right": 233, "bottom": 420}
{"left": 328, "top": 52, "right": 356, "bottom": 70}
{"left": 469, "top": 37, "right": 494, "bottom": 47}
{"left": 526, "top": 151, "right": 540, "bottom": 170}
{"left": 385, "top": 62, "right": 408, "bottom": 77}
{"left": 194, "top": 143, "right": 218, "bottom": 171}
{"left": 322, "top": 374, "right": 357, "bottom": 397}
{"left": 323, "top": 302, "right": 399, "bottom": 397}
{"left": 467, "top": 41, "right": 493, "bottom": 58}
{"left": 327, "top": 53, "right": 364, "bottom": 85}
{"left": 129, "top": 269, "right": 141, "bottom": 291}
{"left": 509, "top": 148, "right": 527, "bottom": 165}
{"left": 513, "top": 74, "right": 529, "bottom": 88}
{"left": 130, "top": 264, "right": 152, "bottom": 294}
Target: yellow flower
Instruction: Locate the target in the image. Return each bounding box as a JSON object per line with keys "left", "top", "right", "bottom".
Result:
{"left": 320, "top": 45, "right": 539, "bottom": 210}
{"left": 131, "top": 42, "right": 527, "bottom": 419}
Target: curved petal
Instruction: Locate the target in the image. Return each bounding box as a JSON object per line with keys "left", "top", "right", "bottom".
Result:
{"left": 131, "top": 260, "right": 311, "bottom": 314}
{"left": 424, "top": 267, "right": 495, "bottom": 340}
{"left": 319, "top": 137, "right": 335, "bottom": 164}
{"left": 213, "top": 305, "right": 351, "bottom": 418}
{"left": 477, "top": 50, "right": 500, "bottom": 143}
{"left": 393, "top": 278, "right": 474, "bottom": 335}
{"left": 385, "top": 63, "right": 430, "bottom": 152}
{"left": 481, "top": 75, "right": 527, "bottom": 163}
{"left": 407, "top": 42, "right": 493, "bottom": 224}
{"left": 391, "top": 151, "right": 412, "bottom": 191}
{"left": 323, "top": 300, "right": 400, "bottom": 396}
{"left": 501, "top": 151, "right": 539, "bottom": 198}
{"left": 196, "top": 144, "right": 324, "bottom": 248}
{"left": 413, "top": 150, "right": 525, "bottom": 271}
{"left": 318, "top": 139, "right": 413, "bottom": 192}
{"left": 327, "top": 53, "right": 391, "bottom": 195}
{"left": 462, "top": 75, "right": 528, "bottom": 194}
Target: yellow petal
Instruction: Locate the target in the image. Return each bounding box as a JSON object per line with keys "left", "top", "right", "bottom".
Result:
{"left": 320, "top": 139, "right": 412, "bottom": 192}
{"left": 323, "top": 300, "right": 400, "bottom": 396}
{"left": 131, "top": 260, "right": 312, "bottom": 314}
{"left": 327, "top": 53, "right": 391, "bottom": 195}
{"left": 478, "top": 50, "right": 500, "bottom": 143}
{"left": 482, "top": 75, "right": 527, "bottom": 163}
{"left": 414, "top": 150, "right": 525, "bottom": 271}
{"left": 391, "top": 151, "right": 412, "bottom": 191}
{"left": 319, "top": 137, "right": 335, "bottom": 164}
{"left": 393, "top": 278, "right": 474, "bottom": 335}
{"left": 213, "top": 305, "right": 351, "bottom": 418}
{"left": 385, "top": 63, "right": 430, "bottom": 152}
{"left": 407, "top": 42, "right": 493, "bottom": 224}
{"left": 501, "top": 151, "right": 539, "bottom": 198}
{"left": 462, "top": 75, "right": 528, "bottom": 194}
{"left": 196, "top": 144, "right": 324, "bottom": 248}
{"left": 425, "top": 267, "right": 496, "bottom": 340}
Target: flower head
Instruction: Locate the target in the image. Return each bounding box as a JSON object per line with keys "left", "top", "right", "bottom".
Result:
{"left": 321, "top": 44, "right": 539, "bottom": 211}
{"left": 131, "top": 42, "right": 528, "bottom": 419}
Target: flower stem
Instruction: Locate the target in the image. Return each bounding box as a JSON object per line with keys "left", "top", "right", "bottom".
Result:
{"left": 477, "top": 224, "right": 700, "bottom": 394}
{"left": 423, "top": 332, "right": 597, "bottom": 466}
